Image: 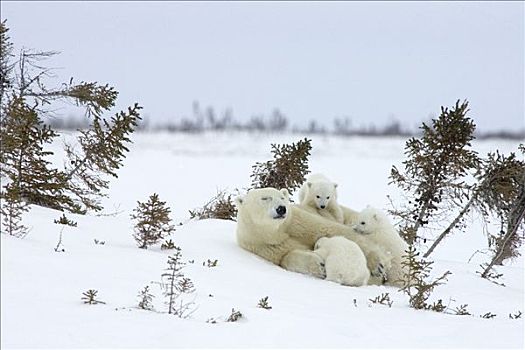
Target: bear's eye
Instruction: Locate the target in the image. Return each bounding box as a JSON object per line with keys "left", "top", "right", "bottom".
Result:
{"left": 326, "top": 196, "right": 330, "bottom": 200}
{"left": 316, "top": 195, "right": 320, "bottom": 199}
{"left": 261, "top": 197, "right": 271, "bottom": 201}
{"left": 360, "top": 221, "right": 365, "bottom": 225}
{"left": 281, "top": 197, "right": 285, "bottom": 200}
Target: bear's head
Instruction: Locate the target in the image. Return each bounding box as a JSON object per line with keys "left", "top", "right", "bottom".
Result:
{"left": 235, "top": 187, "right": 291, "bottom": 227}
{"left": 353, "top": 206, "right": 390, "bottom": 235}
{"left": 307, "top": 181, "right": 337, "bottom": 210}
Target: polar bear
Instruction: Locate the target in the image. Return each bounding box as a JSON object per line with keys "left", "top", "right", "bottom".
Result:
{"left": 298, "top": 174, "right": 345, "bottom": 223}
{"left": 235, "top": 187, "right": 390, "bottom": 284}
{"left": 353, "top": 206, "right": 409, "bottom": 287}
{"left": 314, "top": 236, "right": 370, "bottom": 287}
{"left": 340, "top": 205, "right": 360, "bottom": 226}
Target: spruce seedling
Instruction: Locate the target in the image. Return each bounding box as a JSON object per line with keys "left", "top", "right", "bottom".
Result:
{"left": 131, "top": 193, "right": 175, "bottom": 249}
{"left": 251, "top": 138, "right": 312, "bottom": 194}
{"left": 257, "top": 296, "right": 273, "bottom": 310}
{"left": 160, "top": 248, "right": 196, "bottom": 318}
{"left": 227, "top": 308, "right": 243, "bottom": 322}
{"left": 137, "top": 285, "right": 155, "bottom": 311}
{"left": 81, "top": 289, "right": 105, "bottom": 305}
{"left": 399, "top": 245, "right": 451, "bottom": 311}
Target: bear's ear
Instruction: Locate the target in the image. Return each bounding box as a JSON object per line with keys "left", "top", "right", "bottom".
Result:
{"left": 280, "top": 188, "right": 290, "bottom": 198}
{"left": 333, "top": 183, "right": 338, "bottom": 189}
{"left": 373, "top": 213, "right": 378, "bottom": 221}
{"left": 307, "top": 182, "right": 312, "bottom": 188}
{"left": 234, "top": 196, "right": 244, "bottom": 207}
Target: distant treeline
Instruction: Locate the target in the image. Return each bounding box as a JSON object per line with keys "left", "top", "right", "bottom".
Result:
{"left": 48, "top": 103, "right": 525, "bottom": 140}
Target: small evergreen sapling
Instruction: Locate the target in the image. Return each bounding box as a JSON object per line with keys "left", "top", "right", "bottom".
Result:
{"left": 257, "top": 296, "right": 272, "bottom": 310}
{"left": 81, "top": 289, "right": 105, "bottom": 305}
{"left": 0, "top": 188, "right": 29, "bottom": 237}
{"left": 251, "top": 138, "right": 312, "bottom": 194}
{"left": 131, "top": 193, "right": 175, "bottom": 249}
{"left": 509, "top": 311, "right": 522, "bottom": 319}
{"left": 189, "top": 190, "right": 237, "bottom": 221}
{"left": 203, "top": 259, "right": 218, "bottom": 268}
{"left": 137, "top": 285, "right": 155, "bottom": 311}
{"left": 369, "top": 293, "right": 393, "bottom": 308}
{"left": 161, "top": 247, "right": 196, "bottom": 318}
{"left": 161, "top": 239, "right": 176, "bottom": 250}
{"left": 453, "top": 304, "right": 471, "bottom": 316}
{"left": 227, "top": 308, "right": 243, "bottom": 322}
{"left": 480, "top": 312, "right": 496, "bottom": 319}
{"left": 93, "top": 239, "right": 105, "bottom": 245}
{"left": 54, "top": 213, "right": 77, "bottom": 227}
{"left": 399, "top": 245, "right": 451, "bottom": 311}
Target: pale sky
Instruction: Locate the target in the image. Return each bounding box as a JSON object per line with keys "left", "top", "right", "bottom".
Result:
{"left": 1, "top": 1, "right": 524, "bottom": 132}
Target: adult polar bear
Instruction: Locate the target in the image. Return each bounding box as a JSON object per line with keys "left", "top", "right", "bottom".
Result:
{"left": 235, "top": 187, "right": 389, "bottom": 284}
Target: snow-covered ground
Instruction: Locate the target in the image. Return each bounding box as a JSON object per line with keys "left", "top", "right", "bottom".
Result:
{"left": 1, "top": 132, "right": 523, "bottom": 348}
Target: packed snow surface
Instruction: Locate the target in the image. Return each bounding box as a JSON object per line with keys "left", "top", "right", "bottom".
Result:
{"left": 1, "top": 132, "right": 523, "bottom": 348}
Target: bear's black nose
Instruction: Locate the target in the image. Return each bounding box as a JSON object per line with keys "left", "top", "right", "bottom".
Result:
{"left": 276, "top": 205, "right": 286, "bottom": 216}
{"left": 320, "top": 205, "right": 326, "bottom": 209}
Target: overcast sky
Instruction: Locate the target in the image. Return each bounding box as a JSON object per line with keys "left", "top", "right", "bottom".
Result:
{"left": 1, "top": 1, "right": 523, "bottom": 131}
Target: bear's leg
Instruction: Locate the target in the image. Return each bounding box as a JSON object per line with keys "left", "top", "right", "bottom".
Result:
{"left": 281, "top": 250, "right": 327, "bottom": 279}
{"left": 368, "top": 275, "right": 385, "bottom": 285}
{"left": 340, "top": 237, "right": 392, "bottom": 285}
{"left": 367, "top": 257, "right": 388, "bottom": 285}
{"left": 385, "top": 263, "right": 408, "bottom": 287}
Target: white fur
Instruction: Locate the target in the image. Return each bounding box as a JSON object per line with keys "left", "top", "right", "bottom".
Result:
{"left": 353, "top": 206, "right": 409, "bottom": 286}
{"left": 314, "top": 236, "right": 370, "bottom": 287}
{"left": 298, "top": 173, "right": 344, "bottom": 223}
{"left": 340, "top": 205, "right": 360, "bottom": 225}
{"left": 235, "top": 188, "right": 391, "bottom": 284}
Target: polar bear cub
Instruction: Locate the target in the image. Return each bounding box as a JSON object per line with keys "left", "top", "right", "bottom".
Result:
{"left": 353, "top": 207, "right": 409, "bottom": 286}
{"left": 298, "top": 174, "right": 344, "bottom": 223}
{"left": 314, "top": 236, "right": 370, "bottom": 287}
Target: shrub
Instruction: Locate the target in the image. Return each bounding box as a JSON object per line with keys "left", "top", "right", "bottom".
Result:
{"left": 399, "top": 245, "right": 451, "bottom": 312}
{"left": 369, "top": 293, "right": 393, "bottom": 307}
{"left": 137, "top": 285, "right": 155, "bottom": 311}
{"left": 0, "top": 21, "right": 141, "bottom": 216}
{"left": 161, "top": 239, "right": 177, "bottom": 250}
{"left": 54, "top": 213, "right": 77, "bottom": 227}
{"left": 131, "top": 193, "right": 175, "bottom": 249}
{"left": 81, "top": 289, "right": 105, "bottom": 305}
{"left": 189, "top": 190, "right": 237, "bottom": 221}
{"left": 160, "top": 247, "right": 196, "bottom": 318}
{"left": 389, "top": 100, "right": 479, "bottom": 245}
{"left": 0, "top": 188, "right": 29, "bottom": 237}
{"left": 257, "top": 296, "right": 272, "bottom": 310}
{"left": 226, "top": 308, "right": 243, "bottom": 322}
{"left": 251, "top": 138, "right": 312, "bottom": 194}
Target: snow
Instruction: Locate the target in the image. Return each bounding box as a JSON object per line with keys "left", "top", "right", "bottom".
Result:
{"left": 1, "top": 132, "right": 523, "bottom": 348}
